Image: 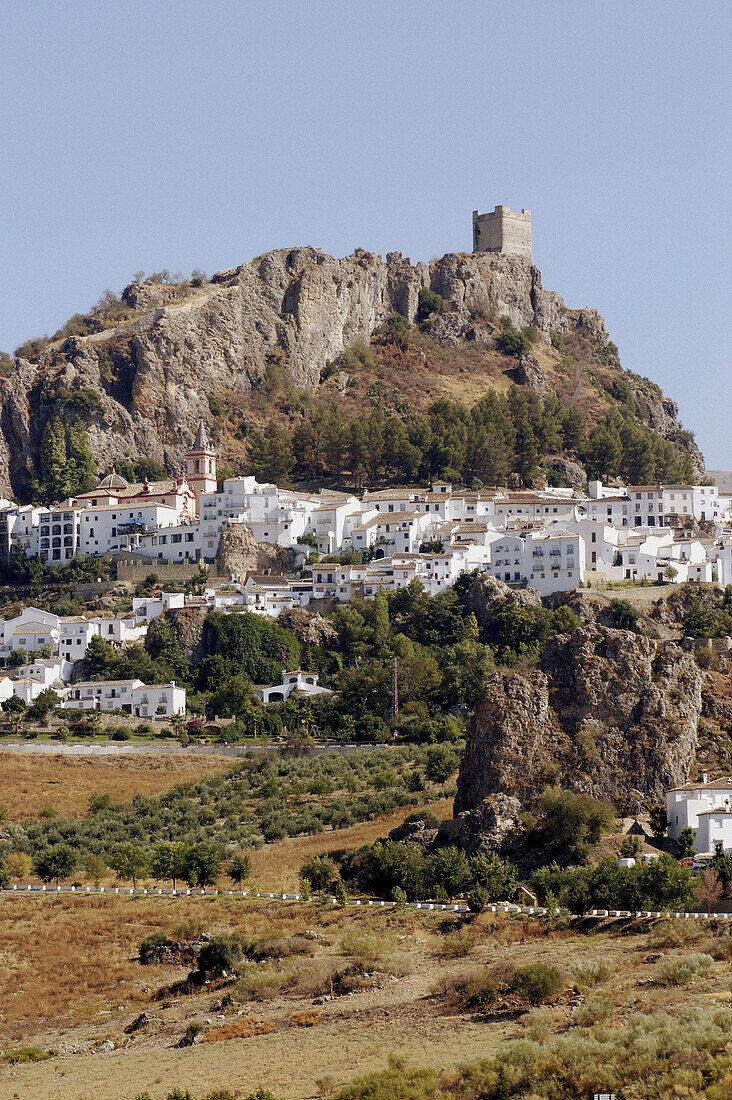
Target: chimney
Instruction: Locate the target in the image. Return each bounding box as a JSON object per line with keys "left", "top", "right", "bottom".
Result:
{"left": 703, "top": 771, "right": 709, "bottom": 784}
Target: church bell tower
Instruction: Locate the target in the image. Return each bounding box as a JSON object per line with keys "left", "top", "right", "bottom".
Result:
{"left": 186, "top": 420, "right": 218, "bottom": 511}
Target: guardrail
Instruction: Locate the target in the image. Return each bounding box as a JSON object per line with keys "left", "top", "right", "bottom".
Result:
{"left": 2, "top": 884, "right": 731, "bottom": 921}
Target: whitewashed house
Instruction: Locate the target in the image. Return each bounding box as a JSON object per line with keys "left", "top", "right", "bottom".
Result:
{"left": 63, "top": 678, "right": 185, "bottom": 717}
{"left": 0, "top": 608, "right": 60, "bottom": 658}
{"left": 666, "top": 775, "right": 732, "bottom": 842}
{"left": 132, "top": 591, "right": 186, "bottom": 622}
{"left": 16, "top": 657, "right": 73, "bottom": 685}
{"left": 695, "top": 807, "right": 732, "bottom": 856}
{"left": 254, "top": 670, "right": 332, "bottom": 704}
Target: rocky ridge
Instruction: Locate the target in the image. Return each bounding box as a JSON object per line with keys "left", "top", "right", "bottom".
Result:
{"left": 0, "top": 246, "right": 702, "bottom": 497}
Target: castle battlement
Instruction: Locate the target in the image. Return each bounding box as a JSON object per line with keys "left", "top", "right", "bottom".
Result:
{"left": 472, "top": 205, "right": 532, "bottom": 260}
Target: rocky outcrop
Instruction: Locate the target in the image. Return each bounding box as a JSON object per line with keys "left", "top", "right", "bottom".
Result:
{"left": 454, "top": 793, "right": 525, "bottom": 856}
{"left": 455, "top": 624, "right": 703, "bottom": 816}
{"left": 276, "top": 607, "right": 337, "bottom": 647}
{"left": 461, "top": 575, "right": 542, "bottom": 638}
{"left": 215, "top": 523, "right": 294, "bottom": 579}
{"left": 147, "top": 606, "right": 208, "bottom": 666}
{"left": 1, "top": 245, "right": 695, "bottom": 500}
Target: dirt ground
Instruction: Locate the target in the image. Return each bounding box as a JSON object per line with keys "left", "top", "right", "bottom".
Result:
{"left": 0, "top": 892, "right": 729, "bottom": 1100}
{"left": 0, "top": 752, "right": 231, "bottom": 820}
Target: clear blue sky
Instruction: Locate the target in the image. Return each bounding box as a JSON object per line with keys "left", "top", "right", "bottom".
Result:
{"left": 2, "top": 1, "right": 729, "bottom": 465}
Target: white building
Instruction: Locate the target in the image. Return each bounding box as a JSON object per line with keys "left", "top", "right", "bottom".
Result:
{"left": 132, "top": 591, "right": 186, "bottom": 622}
{"left": 696, "top": 807, "right": 732, "bottom": 856}
{"left": 15, "top": 657, "right": 73, "bottom": 685}
{"left": 254, "top": 670, "right": 333, "bottom": 704}
{"left": 666, "top": 775, "right": 732, "bottom": 844}
{"left": 0, "top": 607, "right": 60, "bottom": 658}
{"left": 63, "top": 679, "right": 186, "bottom": 718}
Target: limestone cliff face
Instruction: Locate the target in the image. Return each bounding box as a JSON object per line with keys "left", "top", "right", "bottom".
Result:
{"left": 455, "top": 624, "right": 703, "bottom": 815}
{"left": 0, "top": 247, "right": 633, "bottom": 498}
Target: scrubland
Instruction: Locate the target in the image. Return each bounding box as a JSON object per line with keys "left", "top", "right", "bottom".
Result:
{"left": 0, "top": 893, "right": 730, "bottom": 1100}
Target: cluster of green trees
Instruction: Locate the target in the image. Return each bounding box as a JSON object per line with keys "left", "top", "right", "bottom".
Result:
{"left": 336, "top": 841, "right": 518, "bottom": 904}
{"left": 531, "top": 854, "right": 698, "bottom": 914}
{"left": 30, "top": 389, "right": 106, "bottom": 502}
{"left": 582, "top": 408, "right": 694, "bottom": 484}
{"left": 244, "top": 385, "right": 693, "bottom": 491}
{"left": 683, "top": 587, "right": 732, "bottom": 638}
{"left": 77, "top": 579, "right": 582, "bottom": 744}
{"left": 0, "top": 547, "right": 115, "bottom": 591}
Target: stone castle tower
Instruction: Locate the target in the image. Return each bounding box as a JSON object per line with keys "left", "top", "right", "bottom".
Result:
{"left": 186, "top": 420, "right": 217, "bottom": 509}
{"left": 472, "top": 205, "right": 532, "bottom": 260}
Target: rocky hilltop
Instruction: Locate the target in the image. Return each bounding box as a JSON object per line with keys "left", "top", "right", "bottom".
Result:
{"left": 0, "top": 247, "right": 702, "bottom": 498}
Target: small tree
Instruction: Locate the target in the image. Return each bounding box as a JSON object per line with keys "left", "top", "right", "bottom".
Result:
{"left": 26, "top": 688, "right": 60, "bottom": 724}
{"left": 184, "top": 842, "right": 222, "bottom": 888}
{"left": 83, "top": 852, "right": 108, "bottom": 887}
{"left": 32, "top": 843, "right": 78, "bottom": 885}
{"left": 675, "top": 827, "right": 696, "bottom": 859}
{"left": 698, "top": 868, "right": 723, "bottom": 909}
{"left": 150, "top": 841, "right": 190, "bottom": 889}
{"left": 2, "top": 695, "right": 26, "bottom": 733}
{"left": 6, "top": 851, "right": 32, "bottom": 882}
{"left": 649, "top": 804, "right": 668, "bottom": 841}
{"left": 300, "top": 855, "right": 337, "bottom": 892}
{"left": 109, "top": 843, "right": 149, "bottom": 888}
{"left": 228, "top": 852, "right": 252, "bottom": 887}
{"left": 664, "top": 565, "right": 679, "bottom": 582}
{"left": 619, "top": 836, "right": 642, "bottom": 859}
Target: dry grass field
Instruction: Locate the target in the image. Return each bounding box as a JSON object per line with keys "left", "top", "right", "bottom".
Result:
{"left": 0, "top": 893, "right": 730, "bottom": 1100}
{"left": 0, "top": 752, "right": 231, "bottom": 820}
{"left": 250, "top": 797, "right": 453, "bottom": 892}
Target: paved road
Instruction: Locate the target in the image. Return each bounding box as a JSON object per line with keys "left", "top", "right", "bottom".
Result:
{"left": 0, "top": 740, "right": 382, "bottom": 758}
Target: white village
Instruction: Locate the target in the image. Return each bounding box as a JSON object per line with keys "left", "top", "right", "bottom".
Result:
{"left": 0, "top": 423, "right": 731, "bottom": 855}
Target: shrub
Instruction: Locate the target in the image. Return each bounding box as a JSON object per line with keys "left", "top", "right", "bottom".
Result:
{"left": 198, "top": 934, "right": 242, "bottom": 976}
{"left": 467, "top": 887, "right": 488, "bottom": 914}
{"left": 653, "top": 952, "right": 713, "bottom": 987}
{"left": 572, "top": 990, "right": 615, "bottom": 1026}
{"left": 610, "top": 598, "right": 640, "bottom": 630}
{"left": 111, "top": 726, "right": 131, "bottom": 741}
{"left": 2, "top": 1046, "right": 50, "bottom": 1063}
{"left": 180, "top": 1022, "right": 203, "bottom": 1047}
{"left": 511, "top": 962, "right": 563, "bottom": 1005}
{"left": 570, "top": 956, "right": 614, "bottom": 989}
{"left": 140, "top": 930, "right": 172, "bottom": 963}
{"left": 537, "top": 789, "right": 615, "bottom": 862}
{"left": 436, "top": 928, "right": 479, "bottom": 958}
{"left": 520, "top": 1006, "right": 554, "bottom": 1041}
{"left": 436, "top": 961, "right": 515, "bottom": 1010}
{"left": 417, "top": 288, "right": 446, "bottom": 323}
{"left": 495, "top": 325, "right": 531, "bottom": 357}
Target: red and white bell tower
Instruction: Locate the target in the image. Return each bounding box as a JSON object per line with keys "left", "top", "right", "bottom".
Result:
{"left": 186, "top": 420, "right": 218, "bottom": 513}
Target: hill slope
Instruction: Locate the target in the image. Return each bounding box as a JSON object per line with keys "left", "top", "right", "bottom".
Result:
{"left": 0, "top": 247, "right": 703, "bottom": 499}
